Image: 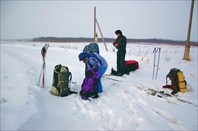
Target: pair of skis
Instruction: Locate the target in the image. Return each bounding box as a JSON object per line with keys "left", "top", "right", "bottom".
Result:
{"left": 38, "top": 44, "right": 49, "bottom": 88}
{"left": 104, "top": 74, "right": 196, "bottom": 106}
{"left": 148, "top": 88, "right": 196, "bottom": 107}
{"left": 136, "top": 85, "right": 197, "bottom": 107}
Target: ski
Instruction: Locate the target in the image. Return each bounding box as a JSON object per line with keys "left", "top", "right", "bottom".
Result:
{"left": 103, "top": 74, "right": 123, "bottom": 82}
{"left": 147, "top": 88, "right": 197, "bottom": 107}
{"left": 104, "top": 74, "right": 126, "bottom": 78}
{"left": 135, "top": 85, "right": 197, "bottom": 106}
{"left": 103, "top": 77, "right": 122, "bottom": 82}
{"left": 146, "top": 88, "right": 178, "bottom": 105}
{"left": 148, "top": 88, "right": 179, "bottom": 104}
{"left": 42, "top": 61, "right": 45, "bottom": 88}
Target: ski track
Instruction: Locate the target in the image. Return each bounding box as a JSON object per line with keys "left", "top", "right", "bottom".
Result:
{"left": 1, "top": 42, "right": 197, "bottom": 130}
{"left": 1, "top": 48, "right": 40, "bottom": 130}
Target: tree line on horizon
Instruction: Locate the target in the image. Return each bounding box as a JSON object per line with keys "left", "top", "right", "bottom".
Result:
{"left": 30, "top": 37, "right": 198, "bottom": 45}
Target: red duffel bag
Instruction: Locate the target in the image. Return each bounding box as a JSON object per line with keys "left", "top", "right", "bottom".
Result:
{"left": 125, "top": 60, "right": 139, "bottom": 69}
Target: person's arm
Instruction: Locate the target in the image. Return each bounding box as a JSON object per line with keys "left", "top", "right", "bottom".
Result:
{"left": 113, "top": 38, "right": 119, "bottom": 48}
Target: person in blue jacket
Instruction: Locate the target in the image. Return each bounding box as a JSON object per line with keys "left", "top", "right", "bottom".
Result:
{"left": 79, "top": 52, "right": 108, "bottom": 93}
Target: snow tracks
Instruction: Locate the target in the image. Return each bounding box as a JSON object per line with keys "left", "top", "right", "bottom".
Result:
{"left": 1, "top": 45, "right": 40, "bottom": 130}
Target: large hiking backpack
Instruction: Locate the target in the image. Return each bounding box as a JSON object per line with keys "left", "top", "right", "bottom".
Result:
{"left": 80, "top": 68, "right": 100, "bottom": 100}
{"left": 51, "top": 64, "right": 76, "bottom": 97}
{"left": 83, "top": 43, "right": 99, "bottom": 54}
{"left": 166, "top": 68, "right": 187, "bottom": 94}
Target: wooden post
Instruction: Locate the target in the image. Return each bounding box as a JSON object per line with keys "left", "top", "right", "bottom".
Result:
{"left": 96, "top": 19, "right": 108, "bottom": 52}
{"left": 183, "top": 0, "right": 195, "bottom": 61}
{"left": 93, "top": 7, "right": 108, "bottom": 52}
{"left": 94, "top": 7, "right": 97, "bottom": 43}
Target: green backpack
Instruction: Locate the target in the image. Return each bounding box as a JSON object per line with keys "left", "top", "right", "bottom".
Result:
{"left": 51, "top": 64, "right": 76, "bottom": 97}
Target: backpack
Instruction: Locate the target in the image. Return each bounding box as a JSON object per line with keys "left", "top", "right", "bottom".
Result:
{"left": 80, "top": 68, "right": 100, "bottom": 100}
{"left": 110, "top": 60, "right": 139, "bottom": 76}
{"left": 51, "top": 64, "right": 76, "bottom": 97}
{"left": 166, "top": 68, "right": 187, "bottom": 94}
{"left": 83, "top": 43, "right": 99, "bottom": 54}
{"left": 125, "top": 60, "right": 139, "bottom": 74}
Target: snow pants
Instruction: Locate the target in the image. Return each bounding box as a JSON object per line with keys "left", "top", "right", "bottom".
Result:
{"left": 117, "top": 51, "right": 126, "bottom": 75}
{"left": 97, "top": 66, "right": 107, "bottom": 93}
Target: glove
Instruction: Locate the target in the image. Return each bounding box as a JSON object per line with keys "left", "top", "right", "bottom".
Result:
{"left": 113, "top": 42, "right": 118, "bottom": 47}
{"left": 85, "top": 70, "right": 94, "bottom": 77}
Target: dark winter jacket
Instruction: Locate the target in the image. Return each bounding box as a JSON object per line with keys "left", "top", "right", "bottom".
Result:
{"left": 114, "top": 35, "right": 127, "bottom": 52}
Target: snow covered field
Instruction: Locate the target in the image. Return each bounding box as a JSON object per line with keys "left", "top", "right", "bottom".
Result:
{"left": 1, "top": 41, "right": 197, "bottom": 130}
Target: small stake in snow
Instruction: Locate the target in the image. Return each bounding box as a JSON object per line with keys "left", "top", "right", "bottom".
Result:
{"left": 152, "top": 47, "right": 161, "bottom": 80}
{"left": 38, "top": 44, "right": 49, "bottom": 88}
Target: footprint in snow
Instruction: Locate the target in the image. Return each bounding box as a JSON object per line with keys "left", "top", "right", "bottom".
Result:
{"left": 72, "top": 100, "right": 89, "bottom": 120}
{"left": 135, "top": 117, "right": 145, "bottom": 127}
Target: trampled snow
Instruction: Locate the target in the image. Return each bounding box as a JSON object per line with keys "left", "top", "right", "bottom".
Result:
{"left": 0, "top": 41, "right": 197, "bottom": 130}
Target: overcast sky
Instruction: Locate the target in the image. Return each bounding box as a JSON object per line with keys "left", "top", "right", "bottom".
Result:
{"left": 1, "top": 0, "right": 198, "bottom": 41}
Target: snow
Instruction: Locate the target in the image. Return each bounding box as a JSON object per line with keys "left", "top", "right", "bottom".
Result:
{"left": 1, "top": 41, "right": 197, "bottom": 130}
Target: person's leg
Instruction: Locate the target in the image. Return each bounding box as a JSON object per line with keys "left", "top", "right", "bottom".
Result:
{"left": 97, "top": 78, "right": 102, "bottom": 93}
{"left": 117, "top": 52, "right": 121, "bottom": 73}
{"left": 120, "top": 51, "right": 126, "bottom": 75}
{"left": 97, "top": 66, "right": 107, "bottom": 93}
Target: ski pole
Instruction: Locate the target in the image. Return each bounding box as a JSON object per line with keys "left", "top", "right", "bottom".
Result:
{"left": 155, "top": 48, "right": 161, "bottom": 80}
{"left": 153, "top": 48, "right": 157, "bottom": 79}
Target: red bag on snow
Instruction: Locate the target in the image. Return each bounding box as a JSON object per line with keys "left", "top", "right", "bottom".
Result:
{"left": 125, "top": 60, "right": 139, "bottom": 69}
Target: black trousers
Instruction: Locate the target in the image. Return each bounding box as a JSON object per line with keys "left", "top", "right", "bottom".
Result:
{"left": 117, "top": 51, "right": 126, "bottom": 74}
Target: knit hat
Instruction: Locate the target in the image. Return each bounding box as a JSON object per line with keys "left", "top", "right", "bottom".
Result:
{"left": 79, "top": 52, "right": 87, "bottom": 61}
{"left": 115, "top": 30, "right": 122, "bottom": 35}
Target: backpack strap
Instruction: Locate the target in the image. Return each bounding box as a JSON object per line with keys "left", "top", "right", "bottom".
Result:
{"left": 57, "top": 72, "right": 62, "bottom": 95}
{"left": 54, "top": 64, "right": 62, "bottom": 73}
{"left": 64, "top": 66, "right": 72, "bottom": 82}
{"left": 69, "top": 72, "right": 72, "bottom": 82}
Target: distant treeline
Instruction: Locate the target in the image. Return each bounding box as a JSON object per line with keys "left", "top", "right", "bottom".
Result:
{"left": 30, "top": 37, "right": 198, "bottom": 45}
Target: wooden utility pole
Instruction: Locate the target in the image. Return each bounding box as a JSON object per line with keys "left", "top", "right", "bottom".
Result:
{"left": 183, "top": 0, "right": 195, "bottom": 61}
{"left": 94, "top": 7, "right": 97, "bottom": 43}
{"left": 93, "top": 7, "right": 108, "bottom": 52}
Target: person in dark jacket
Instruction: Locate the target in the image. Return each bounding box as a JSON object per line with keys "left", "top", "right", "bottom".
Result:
{"left": 113, "top": 30, "right": 127, "bottom": 76}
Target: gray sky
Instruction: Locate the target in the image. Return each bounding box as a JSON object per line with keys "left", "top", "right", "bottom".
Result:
{"left": 1, "top": 0, "right": 198, "bottom": 41}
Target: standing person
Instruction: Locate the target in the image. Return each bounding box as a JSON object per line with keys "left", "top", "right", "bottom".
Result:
{"left": 78, "top": 52, "right": 108, "bottom": 93}
{"left": 113, "top": 30, "right": 127, "bottom": 76}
